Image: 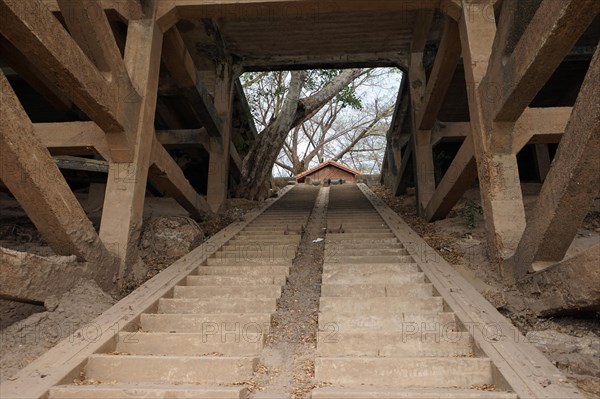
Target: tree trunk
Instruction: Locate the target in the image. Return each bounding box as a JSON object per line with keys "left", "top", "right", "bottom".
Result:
{"left": 237, "top": 71, "right": 306, "bottom": 200}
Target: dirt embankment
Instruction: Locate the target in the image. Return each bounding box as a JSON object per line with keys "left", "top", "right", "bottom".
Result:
{"left": 372, "top": 184, "right": 600, "bottom": 398}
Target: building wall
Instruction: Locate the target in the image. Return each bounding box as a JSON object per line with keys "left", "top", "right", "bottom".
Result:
{"left": 305, "top": 166, "right": 356, "bottom": 183}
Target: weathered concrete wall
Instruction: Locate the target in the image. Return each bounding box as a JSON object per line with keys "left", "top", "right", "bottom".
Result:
{"left": 517, "top": 244, "right": 600, "bottom": 316}
{"left": 0, "top": 247, "right": 102, "bottom": 304}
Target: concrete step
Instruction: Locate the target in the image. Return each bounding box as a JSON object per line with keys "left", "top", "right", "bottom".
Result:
{"left": 322, "top": 271, "right": 425, "bottom": 285}
{"left": 85, "top": 355, "right": 257, "bottom": 385}
{"left": 327, "top": 228, "right": 391, "bottom": 233}
{"left": 115, "top": 332, "right": 264, "bottom": 356}
{"left": 323, "top": 255, "right": 414, "bottom": 264}
{"left": 326, "top": 233, "right": 396, "bottom": 240}
{"left": 49, "top": 384, "right": 247, "bottom": 399}
{"left": 186, "top": 275, "right": 287, "bottom": 286}
{"left": 173, "top": 285, "right": 282, "bottom": 299}
{"left": 322, "top": 263, "right": 419, "bottom": 275}
{"left": 140, "top": 313, "right": 272, "bottom": 333}
{"left": 310, "top": 387, "right": 518, "bottom": 399}
{"left": 205, "top": 257, "right": 293, "bottom": 266}
{"left": 326, "top": 221, "right": 386, "bottom": 226}
{"left": 324, "top": 248, "right": 409, "bottom": 256}
{"left": 158, "top": 298, "right": 277, "bottom": 314}
{"left": 325, "top": 238, "right": 399, "bottom": 245}
{"left": 242, "top": 227, "right": 303, "bottom": 235}
{"left": 220, "top": 243, "right": 298, "bottom": 253}
{"left": 195, "top": 266, "right": 289, "bottom": 277}
{"left": 316, "top": 331, "right": 473, "bottom": 357}
{"left": 319, "top": 312, "right": 457, "bottom": 331}
{"left": 227, "top": 236, "right": 300, "bottom": 244}
{"left": 211, "top": 250, "right": 297, "bottom": 260}
{"left": 320, "top": 283, "right": 433, "bottom": 298}
{"left": 314, "top": 357, "right": 494, "bottom": 388}
{"left": 319, "top": 297, "right": 444, "bottom": 314}
{"left": 324, "top": 242, "right": 404, "bottom": 250}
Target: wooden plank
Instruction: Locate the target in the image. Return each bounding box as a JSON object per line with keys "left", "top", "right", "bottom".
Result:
{"left": 181, "top": 76, "right": 225, "bottom": 140}
{"left": 393, "top": 137, "right": 413, "bottom": 196}
{"left": 149, "top": 138, "right": 211, "bottom": 220}
{"left": 233, "top": 79, "right": 259, "bottom": 140}
{"left": 509, "top": 47, "right": 600, "bottom": 279}
{"left": 0, "top": 185, "right": 294, "bottom": 399}
{"left": 0, "top": 35, "right": 73, "bottom": 111}
{"left": 424, "top": 136, "right": 477, "bottom": 221}
{"left": 57, "top": 0, "right": 127, "bottom": 77}
{"left": 42, "top": 0, "right": 143, "bottom": 21}
{"left": 156, "top": 128, "right": 211, "bottom": 148}
{"left": 409, "top": 53, "right": 435, "bottom": 214}
{"left": 459, "top": 1, "right": 526, "bottom": 259}
{"left": 511, "top": 107, "right": 571, "bottom": 153}
{"left": 161, "top": 26, "right": 224, "bottom": 140}
{"left": 35, "top": 122, "right": 112, "bottom": 161}
{"left": 229, "top": 142, "right": 243, "bottom": 173}
{"left": 483, "top": 0, "right": 600, "bottom": 122}
{"left": 417, "top": 18, "right": 462, "bottom": 130}
{"left": 359, "top": 182, "right": 584, "bottom": 399}
{"left": 534, "top": 144, "right": 551, "bottom": 182}
{"left": 99, "top": 15, "right": 164, "bottom": 284}
{"left": 431, "top": 121, "right": 471, "bottom": 146}
{"left": 0, "top": 0, "right": 139, "bottom": 162}
{"left": 162, "top": 27, "right": 197, "bottom": 88}
{"left": 423, "top": 107, "right": 570, "bottom": 221}
{"left": 54, "top": 156, "right": 109, "bottom": 173}
{"left": 157, "top": 0, "right": 446, "bottom": 30}
{"left": 0, "top": 71, "right": 113, "bottom": 268}
{"left": 410, "top": 10, "right": 435, "bottom": 53}
{"left": 429, "top": 109, "right": 570, "bottom": 150}
{"left": 207, "top": 65, "right": 234, "bottom": 212}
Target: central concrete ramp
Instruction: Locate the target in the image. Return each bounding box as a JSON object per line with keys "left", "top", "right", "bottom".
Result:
{"left": 313, "top": 184, "right": 518, "bottom": 399}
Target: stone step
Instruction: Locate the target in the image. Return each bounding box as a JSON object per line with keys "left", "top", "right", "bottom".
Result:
{"left": 320, "top": 283, "right": 433, "bottom": 298}
{"left": 322, "top": 263, "right": 418, "bottom": 273}
{"left": 174, "top": 285, "right": 282, "bottom": 299}
{"left": 314, "top": 357, "right": 494, "bottom": 388}
{"left": 324, "top": 248, "right": 409, "bottom": 256}
{"left": 316, "top": 331, "right": 473, "bottom": 357}
{"left": 322, "top": 271, "right": 425, "bottom": 285}
{"left": 319, "top": 297, "right": 443, "bottom": 314}
{"left": 186, "top": 275, "right": 287, "bottom": 286}
{"left": 310, "top": 387, "right": 517, "bottom": 399}
{"left": 157, "top": 298, "right": 277, "bottom": 314}
{"left": 115, "top": 332, "right": 264, "bottom": 356}
{"left": 140, "top": 313, "right": 272, "bottom": 333}
{"left": 85, "top": 355, "right": 257, "bottom": 385}
{"left": 49, "top": 384, "right": 247, "bottom": 399}
{"left": 205, "top": 257, "right": 293, "bottom": 266}
{"left": 195, "top": 266, "right": 289, "bottom": 277}
{"left": 319, "top": 311, "right": 457, "bottom": 330}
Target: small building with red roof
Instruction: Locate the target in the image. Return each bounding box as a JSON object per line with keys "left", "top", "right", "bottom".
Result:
{"left": 295, "top": 160, "right": 361, "bottom": 184}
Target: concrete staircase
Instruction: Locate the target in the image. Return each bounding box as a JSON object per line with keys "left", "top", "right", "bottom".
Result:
{"left": 48, "top": 186, "right": 319, "bottom": 399}
{"left": 313, "top": 185, "right": 517, "bottom": 399}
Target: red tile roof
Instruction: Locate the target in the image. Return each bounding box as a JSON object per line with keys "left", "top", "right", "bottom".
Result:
{"left": 295, "top": 160, "right": 361, "bottom": 180}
